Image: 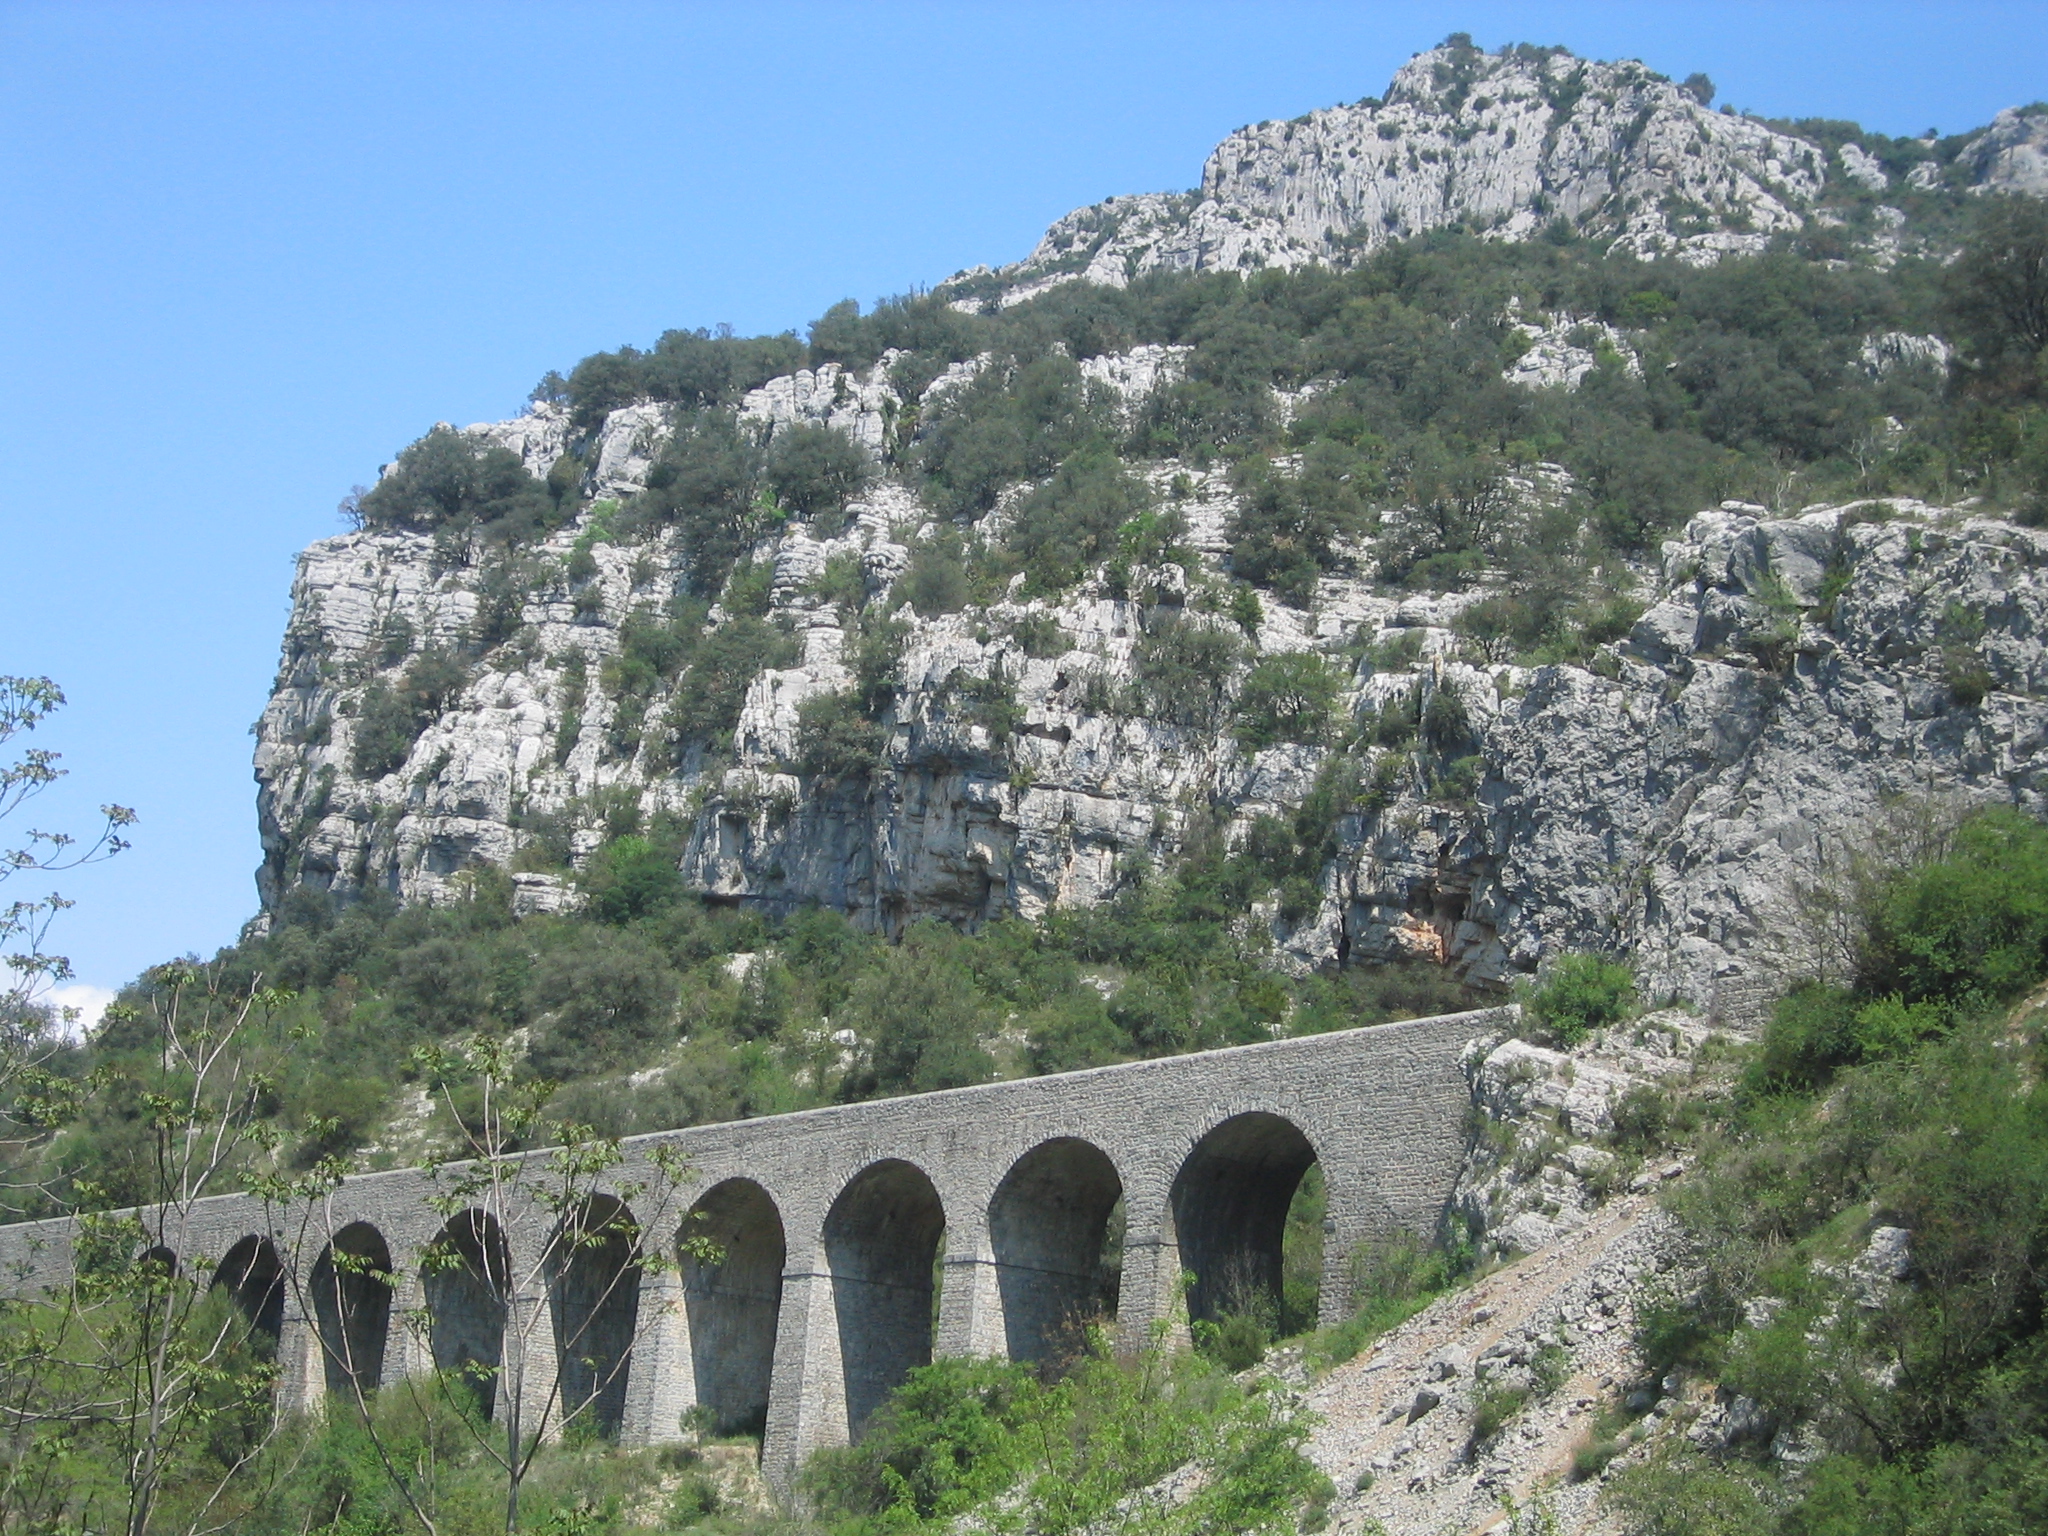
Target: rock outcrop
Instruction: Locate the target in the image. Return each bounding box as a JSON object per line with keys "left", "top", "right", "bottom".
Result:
{"left": 253, "top": 41, "right": 2048, "bottom": 1014}
{"left": 254, "top": 475, "right": 2048, "bottom": 1016}
{"left": 953, "top": 40, "right": 2004, "bottom": 309}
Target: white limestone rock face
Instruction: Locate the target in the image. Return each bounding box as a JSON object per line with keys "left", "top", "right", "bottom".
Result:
{"left": 588, "top": 401, "right": 672, "bottom": 500}
{"left": 1961, "top": 106, "right": 2048, "bottom": 196}
{"left": 1503, "top": 308, "right": 1639, "bottom": 390}
{"left": 740, "top": 356, "right": 901, "bottom": 455}
{"left": 463, "top": 401, "right": 571, "bottom": 480}
{"left": 1837, "top": 142, "right": 1891, "bottom": 192}
{"left": 965, "top": 43, "right": 1835, "bottom": 307}
{"left": 256, "top": 479, "right": 2048, "bottom": 1020}
{"left": 1858, "top": 331, "right": 1952, "bottom": 378}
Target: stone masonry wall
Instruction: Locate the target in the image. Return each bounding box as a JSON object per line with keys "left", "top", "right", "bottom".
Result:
{"left": 0, "top": 1007, "right": 1503, "bottom": 1496}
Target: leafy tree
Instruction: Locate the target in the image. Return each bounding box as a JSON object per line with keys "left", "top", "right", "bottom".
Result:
{"left": 796, "top": 687, "right": 888, "bottom": 786}
{"left": 1009, "top": 441, "right": 1153, "bottom": 591}
{"left": 349, "top": 650, "right": 470, "bottom": 779}
{"left": 0, "top": 677, "right": 134, "bottom": 1039}
{"left": 917, "top": 353, "right": 1110, "bottom": 515}
{"left": 1236, "top": 652, "right": 1341, "bottom": 749}
{"left": 527, "top": 927, "right": 678, "bottom": 1076}
{"left": 626, "top": 411, "right": 766, "bottom": 596}
{"left": 662, "top": 615, "right": 799, "bottom": 754}
{"left": 578, "top": 833, "right": 683, "bottom": 925}
{"left": 356, "top": 429, "right": 562, "bottom": 541}
{"left": 278, "top": 1037, "right": 704, "bottom": 1535}
{"left": 840, "top": 925, "right": 994, "bottom": 1094}
{"left": 763, "top": 422, "right": 872, "bottom": 524}
{"left": 1947, "top": 193, "right": 2048, "bottom": 394}
{"left": 0, "top": 965, "right": 295, "bottom": 1536}
{"left": 1131, "top": 614, "right": 1245, "bottom": 729}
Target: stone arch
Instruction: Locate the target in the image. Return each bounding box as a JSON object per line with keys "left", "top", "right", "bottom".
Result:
{"left": 682, "top": 1178, "right": 785, "bottom": 1438}
{"left": 1167, "top": 1112, "right": 1320, "bottom": 1327}
{"left": 311, "top": 1221, "right": 394, "bottom": 1401}
{"left": 211, "top": 1236, "right": 286, "bottom": 1344}
{"left": 824, "top": 1159, "right": 945, "bottom": 1438}
{"left": 548, "top": 1194, "right": 642, "bottom": 1440}
{"left": 138, "top": 1244, "right": 179, "bottom": 1278}
{"left": 988, "top": 1138, "right": 1123, "bottom": 1365}
{"left": 423, "top": 1209, "right": 510, "bottom": 1420}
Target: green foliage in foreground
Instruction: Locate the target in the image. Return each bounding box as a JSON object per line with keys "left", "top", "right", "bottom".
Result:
{"left": 1606, "top": 804, "right": 2048, "bottom": 1536}
{"left": 802, "top": 1336, "right": 1330, "bottom": 1536}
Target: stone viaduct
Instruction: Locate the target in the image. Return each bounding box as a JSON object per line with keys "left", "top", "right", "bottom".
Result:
{"left": 0, "top": 1006, "right": 1506, "bottom": 1495}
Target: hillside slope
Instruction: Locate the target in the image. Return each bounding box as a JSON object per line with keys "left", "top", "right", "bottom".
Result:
{"left": 251, "top": 40, "right": 2048, "bottom": 1016}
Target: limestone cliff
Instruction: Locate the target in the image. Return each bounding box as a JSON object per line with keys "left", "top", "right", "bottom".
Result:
{"left": 255, "top": 465, "right": 2048, "bottom": 1017}
{"left": 252, "top": 40, "right": 2048, "bottom": 1017}
{"left": 950, "top": 44, "right": 2048, "bottom": 306}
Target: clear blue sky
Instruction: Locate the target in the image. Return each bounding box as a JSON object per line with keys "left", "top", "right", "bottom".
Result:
{"left": 3, "top": 0, "right": 2044, "bottom": 1007}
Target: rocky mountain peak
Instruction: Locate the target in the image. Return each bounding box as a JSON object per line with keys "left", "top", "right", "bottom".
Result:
{"left": 957, "top": 40, "right": 2045, "bottom": 309}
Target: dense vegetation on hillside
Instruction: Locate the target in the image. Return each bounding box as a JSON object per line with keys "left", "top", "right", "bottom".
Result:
{"left": 10, "top": 804, "right": 1479, "bottom": 1217}
{"left": 1607, "top": 804, "right": 2048, "bottom": 1534}
{"left": 8, "top": 801, "right": 2045, "bottom": 1536}
{"left": 363, "top": 203, "right": 2045, "bottom": 591}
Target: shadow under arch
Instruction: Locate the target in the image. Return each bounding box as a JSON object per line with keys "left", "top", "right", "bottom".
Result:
{"left": 824, "top": 1159, "right": 945, "bottom": 1439}
{"left": 312, "top": 1221, "right": 394, "bottom": 1401}
{"left": 682, "top": 1177, "right": 786, "bottom": 1438}
{"left": 548, "top": 1194, "right": 642, "bottom": 1441}
{"left": 211, "top": 1236, "right": 286, "bottom": 1345}
{"left": 423, "top": 1209, "right": 511, "bottom": 1421}
{"left": 989, "top": 1137, "right": 1123, "bottom": 1365}
{"left": 138, "top": 1245, "right": 179, "bottom": 1278}
{"left": 1168, "top": 1111, "right": 1320, "bottom": 1327}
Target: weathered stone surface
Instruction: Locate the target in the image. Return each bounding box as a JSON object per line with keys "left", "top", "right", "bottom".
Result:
{"left": 255, "top": 488, "right": 2048, "bottom": 1015}
{"left": 964, "top": 43, "right": 1835, "bottom": 307}
{"left": 1961, "top": 105, "right": 2048, "bottom": 196}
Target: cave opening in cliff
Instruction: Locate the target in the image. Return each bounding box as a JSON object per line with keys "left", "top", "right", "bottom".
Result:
{"left": 1169, "top": 1113, "right": 1323, "bottom": 1337}
{"left": 989, "top": 1137, "right": 1124, "bottom": 1367}
{"left": 825, "top": 1159, "right": 945, "bottom": 1439}
{"left": 682, "top": 1178, "right": 786, "bottom": 1439}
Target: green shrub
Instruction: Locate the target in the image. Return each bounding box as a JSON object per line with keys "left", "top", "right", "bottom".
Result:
{"left": 1236, "top": 652, "right": 1341, "bottom": 749}
{"left": 1227, "top": 444, "right": 1374, "bottom": 607}
{"left": 1303, "top": 1222, "right": 1475, "bottom": 1374}
{"left": 896, "top": 535, "right": 974, "bottom": 617}
{"left": 1008, "top": 441, "right": 1155, "bottom": 592}
{"left": 764, "top": 421, "right": 871, "bottom": 525}
{"left": 663, "top": 616, "right": 800, "bottom": 754}
{"left": 803, "top": 1334, "right": 1326, "bottom": 1536}
{"left": 349, "top": 649, "right": 471, "bottom": 778}
{"left": 1469, "top": 1382, "right": 1529, "bottom": 1445}
{"left": 579, "top": 834, "right": 683, "bottom": 924}
{"left": 1526, "top": 953, "right": 1636, "bottom": 1045}
{"left": 1859, "top": 805, "right": 2048, "bottom": 1013}
{"left": 356, "top": 425, "right": 563, "bottom": 540}
{"left": 1010, "top": 610, "right": 1069, "bottom": 658}
{"left": 1132, "top": 614, "right": 1245, "bottom": 729}
{"left": 795, "top": 688, "right": 886, "bottom": 784}
{"left": 527, "top": 928, "right": 679, "bottom": 1077}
